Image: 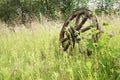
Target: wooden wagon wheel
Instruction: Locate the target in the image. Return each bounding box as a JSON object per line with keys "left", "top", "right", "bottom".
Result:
{"left": 59, "top": 8, "right": 101, "bottom": 55}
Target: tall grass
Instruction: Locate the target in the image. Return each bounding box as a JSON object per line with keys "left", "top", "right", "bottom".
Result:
{"left": 0, "top": 20, "right": 120, "bottom": 80}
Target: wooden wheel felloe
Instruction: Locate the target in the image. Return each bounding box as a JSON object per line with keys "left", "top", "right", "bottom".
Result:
{"left": 59, "top": 8, "right": 101, "bottom": 54}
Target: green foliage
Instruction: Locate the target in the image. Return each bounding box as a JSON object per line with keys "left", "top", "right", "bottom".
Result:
{"left": 96, "top": 0, "right": 118, "bottom": 14}
{"left": 0, "top": 0, "right": 119, "bottom": 25}
{"left": 0, "top": 0, "right": 90, "bottom": 24}
{"left": 0, "top": 0, "right": 18, "bottom": 23}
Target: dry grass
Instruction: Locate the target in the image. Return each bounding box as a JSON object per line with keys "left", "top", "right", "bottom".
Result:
{"left": 0, "top": 15, "right": 120, "bottom": 80}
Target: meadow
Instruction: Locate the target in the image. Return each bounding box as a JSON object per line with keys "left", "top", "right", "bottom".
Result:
{"left": 0, "top": 15, "right": 120, "bottom": 80}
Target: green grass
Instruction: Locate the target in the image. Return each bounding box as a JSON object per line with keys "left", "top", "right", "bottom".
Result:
{"left": 0, "top": 24, "right": 120, "bottom": 80}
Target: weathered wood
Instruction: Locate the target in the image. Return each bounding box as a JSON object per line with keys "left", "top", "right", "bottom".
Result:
{"left": 59, "top": 8, "right": 101, "bottom": 55}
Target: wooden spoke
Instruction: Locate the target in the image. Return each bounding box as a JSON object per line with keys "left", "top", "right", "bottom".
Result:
{"left": 75, "top": 16, "right": 88, "bottom": 30}
{"left": 61, "top": 37, "right": 68, "bottom": 43}
{"left": 62, "top": 41, "right": 70, "bottom": 51}
{"left": 75, "top": 14, "right": 81, "bottom": 27}
{"left": 81, "top": 25, "right": 93, "bottom": 32}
